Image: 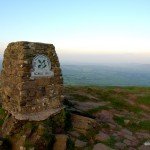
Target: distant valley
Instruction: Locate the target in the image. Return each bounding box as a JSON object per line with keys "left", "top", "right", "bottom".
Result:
{"left": 0, "top": 59, "right": 150, "bottom": 86}
{"left": 62, "top": 64, "right": 150, "bottom": 86}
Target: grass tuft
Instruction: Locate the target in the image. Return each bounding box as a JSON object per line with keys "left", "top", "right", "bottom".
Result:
{"left": 137, "top": 95, "right": 150, "bottom": 105}
{"left": 103, "top": 136, "right": 116, "bottom": 148}
{"left": 114, "top": 116, "right": 125, "bottom": 126}
{"left": 129, "top": 120, "right": 150, "bottom": 131}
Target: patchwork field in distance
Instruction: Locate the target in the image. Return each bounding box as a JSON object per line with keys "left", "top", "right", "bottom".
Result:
{"left": 62, "top": 64, "right": 150, "bottom": 86}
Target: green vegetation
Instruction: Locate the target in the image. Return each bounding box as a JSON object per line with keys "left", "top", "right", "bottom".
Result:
{"left": 86, "top": 127, "right": 99, "bottom": 140}
{"left": 104, "top": 136, "right": 116, "bottom": 148}
{"left": 108, "top": 95, "right": 127, "bottom": 109}
{"left": 138, "top": 120, "right": 150, "bottom": 130}
{"left": 114, "top": 116, "right": 125, "bottom": 126}
{"left": 78, "top": 127, "right": 99, "bottom": 142}
{"left": 65, "top": 86, "right": 147, "bottom": 115}
{"left": 43, "top": 109, "right": 65, "bottom": 133}
{"left": 0, "top": 108, "right": 7, "bottom": 127}
{"left": 0, "top": 119, "right": 4, "bottom": 126}
{"left": 67, "top": 138, "right": 75, "bottom": 150}
{"left": 24, "top": 139, "right": 34, "bottom": 149}
{"left": 0, "top": 85, "right": 149, "bottom": 149}
{"left": 78, "top": 134, "right": 88, "bottom": 142}
{"left": 137, "top": 95, "right": 150, "bottom": 105}
{"left": 101, "top": 123, "right": 110, "bottom": 129}
{"left": 43, "top": 133, "right": 55, "bottom": 149}
{"left": 23, "top": 122, "right": 37, "bottom": 131}
{"left": 70, "top": 93, "right": 91, "bottom": 102}
{"left": 0, "top": 108, "right": 5, "bottom": 115}
{"left": 129, "top": 120, "right": 150, "bottom": 131}
{"left": 65, "top": 86, "right": 150, "bottom": 140}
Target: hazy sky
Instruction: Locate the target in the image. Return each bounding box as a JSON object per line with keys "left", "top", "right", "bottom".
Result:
{"left": 0, "top": 0, "right": 150, "bottom": 64}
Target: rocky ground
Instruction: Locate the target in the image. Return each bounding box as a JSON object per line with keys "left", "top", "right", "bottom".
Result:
{"left": 0, "top": 86, "right": 150, "bottom": 150}
{"left": 64, "top": 86, "right": 150, "bottom": 150}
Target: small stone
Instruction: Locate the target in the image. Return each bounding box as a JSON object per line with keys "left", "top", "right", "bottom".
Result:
{"left": 95, "top": 131, "right": 110, "bottom": 142}
{"left": 118, "top": 128, "right": 133, "bottom": 138}
{"left": 121, "top": 129, "right": 132, "bottom": 136}
{"left": 95, "top": 110, "right": 115, "bottom": 124}
{"left": 71, "top": 114, "right": 97, "bottom": 135}
{"left": 124, "top": 134, "right": 136, "bottom": 141}
{"left": 144, "top": 141, "right": 150, "bottom": 146}
{"left": 89, "top": 138, "right": 95, "bottom": 144}
{"left": 123, "top": 138, "right": 138, "bottom": 147}
{"left": 115, "top": 142, "right": 126, "bottom": 150}
{"left": 112, "top": 133, "right": 120, "bottom": 141}
{"left": 108, "top": 123, "right": 117, "bottom": 129}
{"left": 32, "top": 107, "right": 35, "bottom": 110}
{"left": 68, "top": 131, "right": 80, "bottom": 138}
{"left": 123, "top": 139, "right": 132, "bottom": 146}
{"left": 24, "top": 60, "right": 29, "bottom": 64}
{"left": 135, "top": 132, "right": 150, "bottom": 139}
{"left": 75, "top": 139, "right": 87, "bottom": 148}
{"left": 93, "top": 143, "right": 114, "bottom": 150}
{"left": 124, "top": 120, "right": 130, "bottom": 125}
{"left": 20, "top": 146, "right": 26, "bottom": 150}
{"left": 131, "top": 141, "right": 139, "bottom": 146}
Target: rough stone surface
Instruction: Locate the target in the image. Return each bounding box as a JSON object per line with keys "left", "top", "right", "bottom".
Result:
{"left": 123, "top": 139, "right": 138, "bottom": 147}
{"left": 95, "top": 110, "right": 115, "bottom": 124}
{"left": 115, "top": 142, "right": 127, "bottom": 150}
{"left": 95, "top": 131, "right": 110, "bottom": 142}
{"left": 1, "top": 41, "right": 64, "bottom": 121}
{"left": 68, "top": 131, "right": 80, "bottom": 138}
{"left": 135, "top": 132, "right": 150, "bottom": 139}
{"left": 70, "top": 100, "right": 110, "bottom": 111}
{"left": 53, "top": 134, "right": 68, "bottom": 150}
{"left": 119, "top": 129, "right": 133, "bottom": 136}
{"left": 75, "top": 139, "right": 87, "bottom": 148}
{"left": 93, "top": 143, "right": 114, "bottom": 150}
{"left": 1, "top": 109, "right": 66, "bottom": 149}
{"left": 71, "top": 114, "right": 97, "bottom": 134}
{"left": 2, "top": 115, "right": 19, "bottom": 136}
{"left": 12, "top": 135, "right": 27, "bottom": 150}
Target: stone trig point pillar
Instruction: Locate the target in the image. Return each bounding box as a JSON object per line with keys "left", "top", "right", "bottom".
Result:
{"left": 1, "top": 41, "right": 64, "bottom": 121}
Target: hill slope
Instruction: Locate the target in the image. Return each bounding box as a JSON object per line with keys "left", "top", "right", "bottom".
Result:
{"left": 0, "top": 86, "right": 149, "bottom": 149}
{"left": 64, "top": 86, "right": 150, "bottom": 149}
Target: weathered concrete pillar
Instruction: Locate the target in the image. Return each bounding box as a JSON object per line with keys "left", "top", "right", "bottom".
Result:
{"left": 1, "top": 41, "right": 64, "bottom": 121}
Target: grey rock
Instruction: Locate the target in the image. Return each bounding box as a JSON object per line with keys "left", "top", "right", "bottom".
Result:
{"left": 115, "top": 142, "right": 126, "bottom": 150}
{"left": 75, "top": 139, "right": 87, "bottom": 148}
{"left": 93, "top": 143, "right": 114, "bottom": 150}
{"left": 95, "top": 131, "right": 110, "bottom": 142}
{"left": 68, "top": 131, "right": 80, "bottom": 138}
{"left": 95, "top": 110, "right": 115, "bottom": 124}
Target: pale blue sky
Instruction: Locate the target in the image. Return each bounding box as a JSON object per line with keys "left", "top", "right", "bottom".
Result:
{"left": 0, "top": 0, "right": 150, "bottom": 64}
